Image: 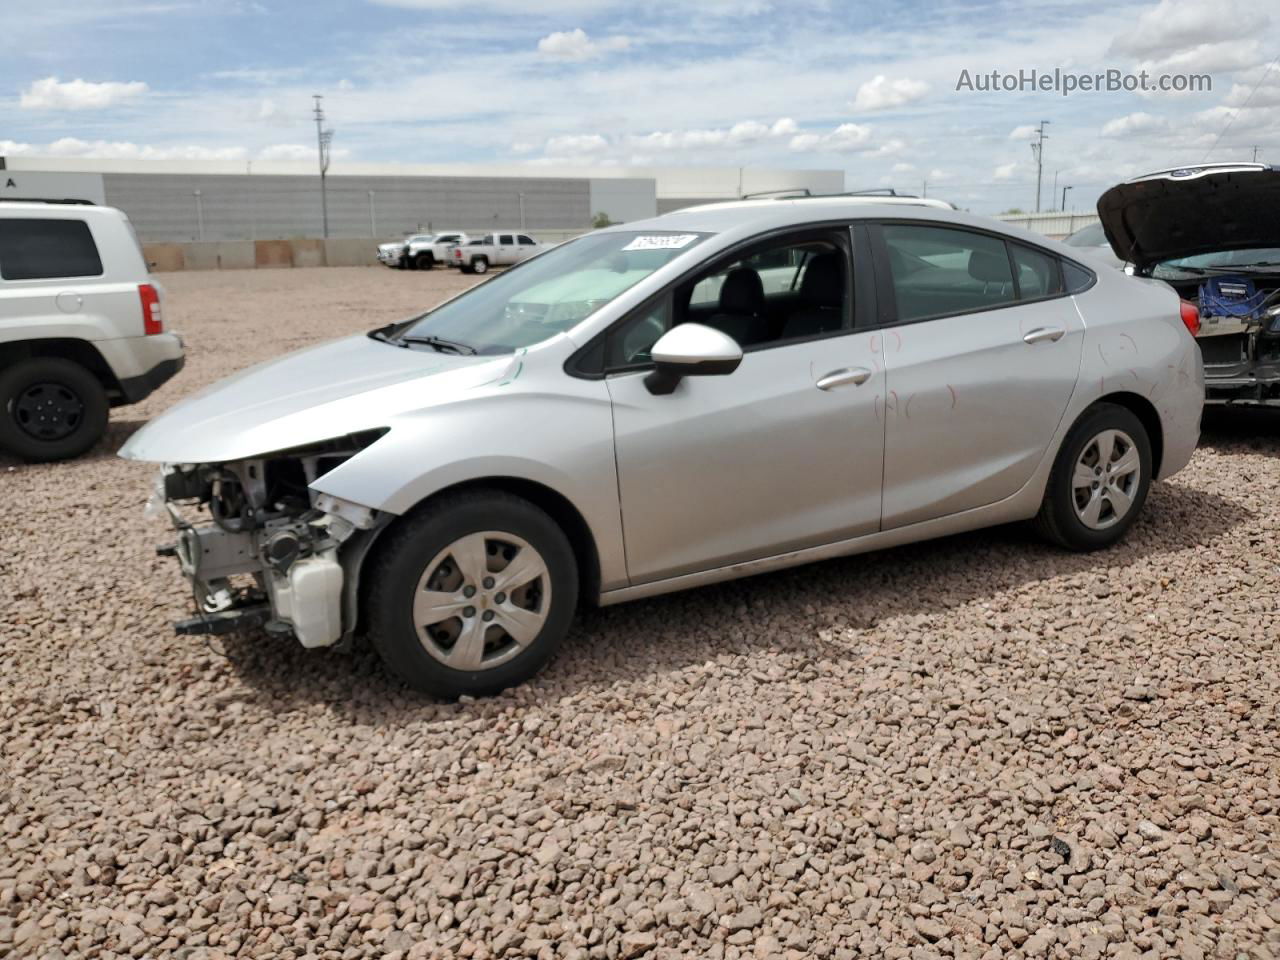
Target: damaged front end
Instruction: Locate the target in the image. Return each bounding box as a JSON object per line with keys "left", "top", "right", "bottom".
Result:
{"left": 1163, "top": 273, "right": 1280, "bottom": 404}
{"left": 151, "top": 430, "right": 389, "bottom": 647}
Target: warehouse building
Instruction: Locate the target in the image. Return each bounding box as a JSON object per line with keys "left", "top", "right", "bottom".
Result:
{"left": 0, "top": 156, "right": 844, "bottom": 244}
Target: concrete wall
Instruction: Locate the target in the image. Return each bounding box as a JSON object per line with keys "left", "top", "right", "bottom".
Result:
{"left": 0, "top": 170, "right": 106, "bottom": 204}
{"left": 995, "top": 211, "right": 1100, "bottom": 240}
{"left": 104, "top": 172, "right": 598, "bottom": 243}
{"left": 588, "top": 178, "right": 657, "bottom": 224}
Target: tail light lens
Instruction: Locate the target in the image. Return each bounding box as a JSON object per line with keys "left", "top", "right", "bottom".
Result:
{"left": 139, "top": 283, "right": 163, "bottom": 335}
{"left": 1179, "top": 299, "right": 1201, "bottom": 337}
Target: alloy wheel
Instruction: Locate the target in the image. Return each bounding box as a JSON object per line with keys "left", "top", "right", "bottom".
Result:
{"left": 1071, "top": 428, "right": 1141, "bottom": 530}
{"left": 413, "top": 531, "right": 551, "bottom": 670}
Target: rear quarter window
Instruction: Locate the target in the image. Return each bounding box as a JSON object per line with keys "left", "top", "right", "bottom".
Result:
{"left": 0, "top": 218, "right": 104, "bottom": 281}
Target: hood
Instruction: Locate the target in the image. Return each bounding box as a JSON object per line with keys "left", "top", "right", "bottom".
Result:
{"left": 120, "top": 334, "right": 506, "bottom": 464}
{"left": 1096, "top": 164, "right": 1280, "bottom": 271}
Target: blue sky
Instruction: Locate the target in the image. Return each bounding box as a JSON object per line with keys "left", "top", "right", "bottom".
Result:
{"left": 1, "top": 0, "right": 1277, "bottom": 212}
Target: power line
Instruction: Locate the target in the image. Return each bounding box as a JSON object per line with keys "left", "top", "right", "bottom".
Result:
{"left": 1203, "top": 54, "right": 1279, "bottom": 162}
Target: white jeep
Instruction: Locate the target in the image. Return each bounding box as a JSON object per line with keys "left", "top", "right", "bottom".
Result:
{"left": 0, "top": 200, "right": 185, "bottom": 461}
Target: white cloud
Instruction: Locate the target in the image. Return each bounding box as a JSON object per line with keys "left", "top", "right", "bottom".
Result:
{"left": 1136, "top": 38, "right": 1263, "bottom": 77}
{"left": 1008, "top": 125, "right": 1038, "bottom": 141}
{"left": 928, "top": 169, "right": 950, "bottom": 182}
{"left": 21, "top": 137, "right": 248, "bottom": 161}
{"left": 1101, "top": 112, "right": 1169, "bottom": 137}
{"left": 257, "top": 144, "right": 313, "bottom": 161}
{"left": 891, "top": 161, "right": 916, "bottom": 173}
{"left": 20, "top": 76, "right": 148, "bottom": 110}
{"left": 852, "top": 75, "right": 929, "bottom": 112}
{"left": 544, "top": 133, "right": 610, "bottom": 155}
{"left": 870, "top": 138, "right": 907, "bottom": 157}
{"left": 993, "top": 162, "right": 1019, "bottom": 180}
{"left": 1110, "top": 0, "right": 1269, "bottom": 58}
{"left": 790, "top": 123, "right": 873, "bottom": 153}
{"left": 536, "top": 28, "right": 631, "bottom": 61}
{"left": 1224, "top": 74, "right": 1280, "bottom": 108}
{"left": 628, "top": 118, "right": 797, "bottom": 151}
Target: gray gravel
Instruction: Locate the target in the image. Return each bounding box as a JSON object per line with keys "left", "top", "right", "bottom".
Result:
{"left": 2, "top": 266, "right": 1279, "bottom": 960}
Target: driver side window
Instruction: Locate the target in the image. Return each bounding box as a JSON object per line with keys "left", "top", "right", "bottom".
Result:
{"left": 604, "top": 230, "right": 852, "bottom": 370}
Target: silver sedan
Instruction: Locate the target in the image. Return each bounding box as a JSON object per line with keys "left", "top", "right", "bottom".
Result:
{"left": 121, "top": 198, "right": 1204, "bottom": 697}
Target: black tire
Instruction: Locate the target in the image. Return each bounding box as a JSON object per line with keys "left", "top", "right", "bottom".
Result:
{"left": 471, "top": 257, "right": 489, "bottom": 274}
{"left": 366, "top": 490, "right": 578, "bottom": 698}
{"left": 1033, "top": 402, "right": 1152, "bottom": 551}
{"left": 414, "top": 253, "right": 435, "bottom": 270}
{"left": 0, "top": 358, "right": 109, "bottom": 462}
{"left": 459, "top": 263, "right": 474, "bottom": 275}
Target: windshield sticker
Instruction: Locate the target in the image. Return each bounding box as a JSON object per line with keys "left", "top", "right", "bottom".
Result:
{"left": 622, "top": 234, "right": 699, "bottom": 252}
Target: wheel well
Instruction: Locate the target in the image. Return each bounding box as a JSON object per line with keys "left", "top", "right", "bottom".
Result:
{"left": 0, "top": 339, "right": 122, "bottom": 399}
{"left": 1096, "top": 391, "right": 1164, "bottom": 477}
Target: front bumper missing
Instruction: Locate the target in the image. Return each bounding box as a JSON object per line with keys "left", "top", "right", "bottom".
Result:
{"left": 154, "top": 477, "right": 374, "bottom": 649}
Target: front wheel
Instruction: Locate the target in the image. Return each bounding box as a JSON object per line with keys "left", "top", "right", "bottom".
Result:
{"left": 1033, "top": 402, "right": 1152, "bottom": 550}
{"left": 366, "top": 490, "right": 578, "bottom": 698}
{"left": 0, "top": 358, "right": 109, "bottom": 462}
{"left": 415, "top": 253, "right": 434, "bottom": 270}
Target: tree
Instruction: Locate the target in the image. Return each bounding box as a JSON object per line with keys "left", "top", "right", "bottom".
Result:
{"left": 1000, "top": 207, "right": 1026, "bottom": 215}
{"left": 592, "top": 211, "right": 612, "bottom": 229}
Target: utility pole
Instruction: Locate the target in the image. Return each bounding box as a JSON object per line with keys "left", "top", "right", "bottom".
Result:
{"left": 313, "top": 94, "right": 334, "bottom": 238}
{"left": 1253, "top": 145, "right": 1261, "bottom": 162}
{"left": 1029, "top": 120, "right": 1050, "bottom": 213}
{"left": 921, "top": 179, "right": 928, "bottom": 198}
{"left": 1061, "top": 185, "right": 1073, "bottom": 211}
{"left": 1051, "top": 170, "right": 1059, "bottom": 209}
{"left": 518, "top": 192, "right": 526, "bottom": 233}
{"left": 367, "top": 190, "right": 376, "bottom": 238}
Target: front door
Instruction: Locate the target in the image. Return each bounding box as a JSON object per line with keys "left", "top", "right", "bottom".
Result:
{"left": 605, "top": 227, "right": 886, "bottom": 584}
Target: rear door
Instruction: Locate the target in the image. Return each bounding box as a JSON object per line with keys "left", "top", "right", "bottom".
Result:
{"left": 871, "top": 221, "right": 1083, "bottom": 529}
{"left": 517, "top": 235, "right": 539, "bottom": 263}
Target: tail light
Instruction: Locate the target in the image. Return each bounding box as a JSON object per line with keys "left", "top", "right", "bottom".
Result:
{"left": 1179, "top": 299, "right": 1201, "bottom": 337}
{"left": 139, "top": 283, "right": 163, "bottom": 335}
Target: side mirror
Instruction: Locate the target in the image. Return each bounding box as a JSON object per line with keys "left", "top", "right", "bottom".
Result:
{"left": 644, "top": 323, "right": 743, "bottom": 396}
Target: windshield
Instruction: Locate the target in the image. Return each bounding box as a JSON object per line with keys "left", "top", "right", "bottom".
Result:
{"left": 1064, "top": 222, "right": 1106, "bottom": 247}
{"left": 1153, "top": 247, "right": 1280, "bottom": 279}
{"left": 393, "top": 230, "right": 709, "bottom": 354}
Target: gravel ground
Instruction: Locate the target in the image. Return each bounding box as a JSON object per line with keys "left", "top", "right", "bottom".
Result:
{"left": 2, "top": 265, "right": 1279, "bottom": 960}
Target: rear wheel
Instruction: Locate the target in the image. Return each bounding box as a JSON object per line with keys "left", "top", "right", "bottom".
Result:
{"left": 471, "top": 257, "right": 489, "bottom": 274}
{"left": 366, "top": 490, "right": 578, "bottom": 698}
{"left": 0, "top": 358, "right": 109, "bottom": 462}
{"left": 1034, "top": 402, "right": 1151, "bottom": 550}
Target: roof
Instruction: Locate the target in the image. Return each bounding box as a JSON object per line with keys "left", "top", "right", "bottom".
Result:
{"left": 611, "top": 197, "right": 1000, "bottom": 238}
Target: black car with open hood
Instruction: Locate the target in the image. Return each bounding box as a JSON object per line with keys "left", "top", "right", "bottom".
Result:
{"left": 1097, "top": 163, "right": 1280, "bottom": 406}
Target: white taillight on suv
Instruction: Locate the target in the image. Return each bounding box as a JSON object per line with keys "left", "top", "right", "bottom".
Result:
{"left": 139, "top": 283, "right": 163, "bottom": 335}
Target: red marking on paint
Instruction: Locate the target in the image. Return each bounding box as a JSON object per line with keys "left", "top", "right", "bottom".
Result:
{"left": 1120, "top": 332, "right": 1139, "bottom": 355}
{"left": 1097, "top": 342, "right": 1109, "bottom": 365}
{"left": 890, "top": 330, "right": 902, "bottom": 352}
{"left": 947, "top": 384, "right": 957, "bottom": 408}
{"left": 1128, "top": 368, "right": 1140, "bottom": 382}
{"left": 1099, "top": 376, "right": 1106, "bottom": 393}
{"left": 888, "top": 389, "right": 899, "bottom": 412}
{"left": 870, "top": 335, "right": 880, "bottom": 353}
{"left": 874, "top": 395, "right": 881, "bottom": 420}
{"left": 904, "top": 394, "right": 915, "bottom": 418}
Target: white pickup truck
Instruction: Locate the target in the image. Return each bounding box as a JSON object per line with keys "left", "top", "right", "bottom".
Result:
{"left": 405, "top": 231, "right": 468, "bottom": 270}
{"left": 451, "top": 232, "right": 543, "bottom": 274}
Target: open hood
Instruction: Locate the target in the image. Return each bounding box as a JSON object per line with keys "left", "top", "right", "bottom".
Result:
{"left": 1096, "top": 164, "right": 1280, "bottom": 271}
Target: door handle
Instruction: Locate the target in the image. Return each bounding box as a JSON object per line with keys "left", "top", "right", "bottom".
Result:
{"left": 816, "top": 367, "right": 872, "bottom": 390}
{"left": 1023, "top": 326, "right": 1065, "bottom": 344}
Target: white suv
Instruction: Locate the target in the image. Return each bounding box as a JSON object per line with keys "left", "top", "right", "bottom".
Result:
{"left": 0, "top": 201, "right": 184, "bottom": 461}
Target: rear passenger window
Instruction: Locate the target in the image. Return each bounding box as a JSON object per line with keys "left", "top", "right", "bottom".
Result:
{"left": 0, "top": 218, "right": 103, "bottom": 281}
{"left": 881, "top": 224, "right": 1015, "bottom": 322}
{"left": 499, "top": 235, "right": 514, "bottom": 246}
{"left": 1062, "top": 261, "right": 1095, "bottom": 293}
{"left": 1010, "top": 244, "right": 1064, "bottom": 299}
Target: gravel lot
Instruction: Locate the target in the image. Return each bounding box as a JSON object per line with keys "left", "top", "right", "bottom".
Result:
{"left": 2, "top": 265, "right": 1279, "bottom": 960}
